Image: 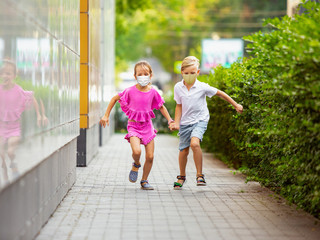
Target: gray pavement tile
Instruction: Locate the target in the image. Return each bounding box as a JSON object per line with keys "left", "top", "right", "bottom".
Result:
{"left": 70, "top": 235, "right": 89, "bottom": 240}
{"left": 34, "top": 234, "right": 55, "bottom": 240}
{"left": 239, "top": 236, "right": 259, "bottom": 240}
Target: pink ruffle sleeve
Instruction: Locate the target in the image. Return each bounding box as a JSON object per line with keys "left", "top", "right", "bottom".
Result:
{"left": 118, "top": 88, "right": 130, "bottom": 116}
{"left": 19, "top": 89, "right": 34, "bottom": 112}
{"left": 151, "top": 90, "right": 165, "bottom": 110}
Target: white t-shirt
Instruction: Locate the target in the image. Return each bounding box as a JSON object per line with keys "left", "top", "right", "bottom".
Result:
{"left": 174, "top": 79, "right": 218, "bottom": 125}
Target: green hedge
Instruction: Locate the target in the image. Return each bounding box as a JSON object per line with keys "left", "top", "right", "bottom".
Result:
{"left": 199, "top": 1, "right": 320, "bottom": 218}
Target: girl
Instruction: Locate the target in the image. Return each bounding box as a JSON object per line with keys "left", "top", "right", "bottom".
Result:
{"left": 100, "top": 61, "right": 173, "bottom": 190}
{"left": 169, "top": 56, "right": 243, "bottom": 189}
{"left": 0, "top": 59, "right": 42, "bottom": 179}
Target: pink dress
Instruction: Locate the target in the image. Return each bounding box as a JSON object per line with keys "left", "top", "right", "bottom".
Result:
{"left": 118, "top": 85, "right": 164, "bottom": 145}
{"left": 0, "top": 84, "right": 33, "bottom": 139}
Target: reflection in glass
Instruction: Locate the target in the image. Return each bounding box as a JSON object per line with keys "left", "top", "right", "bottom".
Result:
{"left": 0, "top": 0, "right": 79, "bottom": 189}
{"left": 0, "top": 59, "right": 46, "bottom": 183}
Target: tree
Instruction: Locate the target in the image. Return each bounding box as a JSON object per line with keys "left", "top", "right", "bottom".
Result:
{"left": 116, "top": 0, "right": 287, "bottom": 74}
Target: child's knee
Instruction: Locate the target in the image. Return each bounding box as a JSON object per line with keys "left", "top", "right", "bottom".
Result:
{"left": 190, "top": 141, "right": 200, "bottom": 150}
{"left": 146, "top": 153, "right": 154, "bottom": 162}
{"left": 132, "top": 148, "right": 141, "bottom": 157}
{"left": 7, "top": 150, "right": 15, "bottom": 160}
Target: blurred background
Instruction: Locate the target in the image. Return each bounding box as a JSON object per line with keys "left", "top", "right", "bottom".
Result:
{"left": 115, "top": 0, "right": 287, "bottom": 84}
{"left": 114, "top": 0, "right": 288, "bottom": 133}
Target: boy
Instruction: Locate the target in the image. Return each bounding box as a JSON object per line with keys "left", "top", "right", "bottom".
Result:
{"left": 170, "top": 56, "right": 243, "bottom": 189}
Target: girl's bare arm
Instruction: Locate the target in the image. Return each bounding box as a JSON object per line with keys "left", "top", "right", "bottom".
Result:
{"left": 32, "top": 97, "right": 42, "bottom": 127}
{"left": 100, "top": 94, "right": 120, "bottom": 127}
{"left": 159, "top": 105, "right": 173, "bottom": 123}
{"left": 170, "top": 104, "right": 182, "bottom": 130}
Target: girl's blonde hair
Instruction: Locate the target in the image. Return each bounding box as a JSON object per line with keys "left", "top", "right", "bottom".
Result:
{"left": 181, "top": 56, "right": 200, "bottom": 72}
{"left": 2, "top": 59, "right": 17, "bottom": 75}
{"left": 134, "top": 60, "right": 152, "bottom": 76}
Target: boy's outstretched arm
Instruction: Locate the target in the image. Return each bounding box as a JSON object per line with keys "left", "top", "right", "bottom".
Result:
{"left": 159, "top": 105, "right": 173, "bottom": 124}
{"left": 216, "top": 90, "right": 243, "bottom": 113}
{"left": 100, "top": 94, "right": 120, "bottom": 128}
{"left": 170, "top": 104, "right": 182, "bottom": 130}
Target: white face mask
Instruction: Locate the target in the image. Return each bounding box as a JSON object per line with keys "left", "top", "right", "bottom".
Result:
{"left": 136, "top": 75, "right": 151, "bottom": 87}
{"left": 183, "top": 73, "right": 197, "bottom": 85}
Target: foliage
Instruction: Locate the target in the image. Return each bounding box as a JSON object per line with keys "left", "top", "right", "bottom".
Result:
{"left": 115, "top": 0, "right": 152, "bottom": 76}
{"left": 115, "top": 0, "right": 286, "bottom": 73}
{"left": 199, "top": 1, "right": 320, "bottom": 218}
{"left": 153, "top": 92, "right": 177, "bottom": 133}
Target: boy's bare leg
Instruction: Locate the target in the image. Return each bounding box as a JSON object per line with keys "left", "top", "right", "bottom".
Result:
{"left": 141, "top": 139, "right": 154, "bottom": 180}
{"left": 130, "top": 137, "right": 142, "bottom": 170}
{"left": 177, "top": 147, "right": 189, "bottom": 184}
{"left": 190, "top": 137, "right": 203, "bottom": 177}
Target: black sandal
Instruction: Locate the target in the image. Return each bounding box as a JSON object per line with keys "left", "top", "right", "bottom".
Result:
{"left": 196, "top": 174, "right": 206, "bottom": 186}
{"left": 173, "top": 175, "right": 186, "bottom": 190}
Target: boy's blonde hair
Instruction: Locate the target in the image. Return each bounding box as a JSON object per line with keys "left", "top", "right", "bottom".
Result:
{"left": 134, "top": 60, "right": 153, "bottom": 76}
{"left": 181, "top": 56, "right": 200, "bottom": 72}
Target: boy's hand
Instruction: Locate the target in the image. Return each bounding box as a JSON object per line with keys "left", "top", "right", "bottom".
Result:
{"left": 169, "top": 122, "right": 179, "bottom": 131}
{"left": 99, "top": 116, "right": 109, "bottom": 128}
{"left": 235, "top": 104, "right": 243, "bottom": 114}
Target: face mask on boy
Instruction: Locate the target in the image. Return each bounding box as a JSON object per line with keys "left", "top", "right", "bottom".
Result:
{"left": 137, "top": 75, "right": 151, "bottom": 87}
{"left": 183, "top": 73, "right": 197, "bottom": 85}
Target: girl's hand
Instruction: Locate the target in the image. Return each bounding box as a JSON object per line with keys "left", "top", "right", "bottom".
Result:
{"left": 37, "top": 115, "right": 42, "bottom": 127}
{"left": 235, "top": 104, "right": 243, "bottom": 114}
{"left": 100, "top": 116, "right": 109, "bottom": 128}
{"left": 168, "top": 120, "right": 174, "bottom": 130}
{"left": 42, "top": 115, "right": 49, "bottom": 126}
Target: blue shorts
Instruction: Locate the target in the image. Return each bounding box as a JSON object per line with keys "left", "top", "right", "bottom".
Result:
{"left": 178, "top": 121, "right": 208, "bottom": 151}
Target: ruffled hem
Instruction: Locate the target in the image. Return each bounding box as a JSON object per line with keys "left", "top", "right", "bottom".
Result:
{"left": 124, "top": 132, "right": 143, "bottom": 143}
{"left": 0, "top": 111, "right": 22, "bottom": 122}
{"left": 153, "top": 98, "right": 165, "bottom": 110}
{"left": 143, "top": 132, "right": 157, "bottom": 145}
{"left": 118, "top": 93, "right": 156, "bottom": 122}
{"left": 124, "top": 129, "right": 157, "bottom": 146}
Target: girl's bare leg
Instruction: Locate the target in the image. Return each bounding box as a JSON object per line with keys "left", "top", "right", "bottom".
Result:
{"left": 7, "top": 136, "right": 20, "bottom": 162}
{"left": 0, "top": 137, "right": 6, "bottom": 165}
{"left": 7, "top": 136, "right": 20, "bottom": 174}
{"left": 141, "top": 139, "right": 154, "bottom": 180}
{"left": 190, "top": 137, "right": 203, "bottom": 177}
{"left": 130, "top": 137, "right": 142, "bottom": 171}
{"left": 0, "top": 137, "right": 8, "bottom": 181}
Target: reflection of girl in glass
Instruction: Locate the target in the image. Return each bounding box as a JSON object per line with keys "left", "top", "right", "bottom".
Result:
{"left": 0, "top": 59, "right": 41, "bottom": 179}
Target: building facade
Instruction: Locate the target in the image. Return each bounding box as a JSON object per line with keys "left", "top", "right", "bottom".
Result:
{"left": 0, "top": 0, "right": 115, "bottom": 239}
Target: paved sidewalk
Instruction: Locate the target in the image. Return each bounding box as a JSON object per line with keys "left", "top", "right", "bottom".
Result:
{"left": 36, "top": 134, "right": 320, "bottom": 240}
